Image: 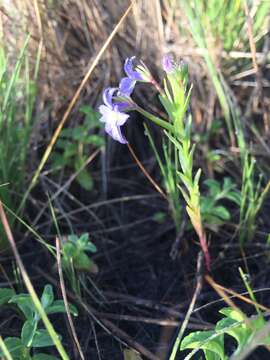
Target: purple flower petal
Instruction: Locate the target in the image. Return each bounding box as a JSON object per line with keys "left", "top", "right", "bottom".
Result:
{"left": 99, "top": 104, "right": 111, "bottom": 122}
{"left": 105, "top": 122, "right": 128, "bottom": 144}
{"left": 99, "top": 104, "right": 129, "bottom": 144}
{"left": 119, "top": 77, "right": 136, "bottom": 96}
{"left": 115, "top": 101, "right": 129, "bottom": 111}
{"left": 124, "top": 57, "right": 144, "bottom": 81}
{"left": 162, "top": 54, "right": 174, "bottom": 73}
{"left": 102, "top": 87, "right": 117, "bottom": 108}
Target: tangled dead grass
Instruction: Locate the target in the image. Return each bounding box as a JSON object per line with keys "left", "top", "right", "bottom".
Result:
{"left": 1, "top": 0, "right": 168, "bottom": 115}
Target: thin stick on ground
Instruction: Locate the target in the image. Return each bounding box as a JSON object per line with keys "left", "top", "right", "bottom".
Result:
{"left": 169, "top": 252, "right": 204, "bottom": 360}
{"left": 127, "top": 143, "right": 167, "bottom": 199}
{"left": 56, "top": 237, "right": 85, "bottom": 360}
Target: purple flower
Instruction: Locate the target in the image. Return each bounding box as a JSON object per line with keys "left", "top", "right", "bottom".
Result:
{"left": 99, "top": 88, "right": 129, "bottom": 144}
{"left": 162, "top": 54, "right": 174, "bottom": 73}
{"left": 119, "top": 56, "right": 144, "bottom": 96}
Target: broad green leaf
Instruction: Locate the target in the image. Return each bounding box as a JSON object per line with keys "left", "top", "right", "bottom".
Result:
{"left": 67, "top": 234, "right": 78, "bottom": 243}
{"left": 204, "top": 348, "right": 222, "bottom": 360}
{"left": 9, "top": 294, "right": 34, "bottom": 320}
{"left": 0, "top": 337, "right": 26, "bottom": 359}
{"left": 21, "top": 319, "right": 37, "bottom": 347}
{"left": 0, "top": 288, "right": 15, "bottom": 305}
{"left": 32, "top": 330, "right": 57, "bottom": 348}
{"left": 84, "top": 243, "right": 97, "bottom": 253}
{"left": 74, "top": 252, "right": 98, "bottom": 273}
{"left": 225, "top": 192, "right": 241, "bottom": 206}
{"left": 215, "top": 317, "right": 251, "bottom": 353}
{"left": 41, "top": 285, "right": 54, "bottom": 310}
{"left": 180, "top": 330, "right": 225, "bottom": 360}
{"left": 63, "top": 242, "right": 76, "bottom": 259}
{"left": 78, "top": 233, "right": 89, "bottom": 243}
{"left": 219, "top": 308, "right": 245, "bottom": 322}
{"left": 211, "top": 206, "right": 230, "bottom": 221}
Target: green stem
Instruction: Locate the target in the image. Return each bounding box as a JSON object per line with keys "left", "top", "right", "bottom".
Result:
{"left": 135, "top": 106, "right": 175, "bottom": 133}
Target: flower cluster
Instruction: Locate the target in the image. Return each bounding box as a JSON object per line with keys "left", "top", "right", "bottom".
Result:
{"left": 99, "top": 57, "right": 147, "bottom": 144}
{"left": 98, "top": 54, "right": 211, "bottom": 270}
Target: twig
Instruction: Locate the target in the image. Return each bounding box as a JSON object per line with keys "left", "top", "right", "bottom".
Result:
{"left": 169, "top": 252, "right": 204, "bottom": 360}
{"left": 205, "top": 276, "right": 270, "bottom": 314}
{"left": 128, "top": 143, "right": 167, "bottom": 199}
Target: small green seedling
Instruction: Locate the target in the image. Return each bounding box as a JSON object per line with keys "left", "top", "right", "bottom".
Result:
{"left": 0, "top": 285, "right": 77, "bottom": 360}
{"left": 62, "top": 233, "right": 98, "bottom": 273}
{"left": 201, "top": 177, "right": 241, "bottom": 232}
{"left": 52, "top": 106, "right": 104, "bottom": 190}
{"left": 61, "top": 233, "right": 98, "bottom": 296}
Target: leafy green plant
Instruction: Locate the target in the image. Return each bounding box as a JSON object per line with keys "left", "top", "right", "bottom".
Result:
{"left": 52, "top": 106, "right": 104, "bottom": 191}
{"left": 180, "top": 306, "right": 270, "bottom": 360}
{"left": 98, "top": 56, "right": 212, "bottom": 269}
{"left": 0, "top": 285, "right": 77, "bottom": 360}
{"left": 160, "top": 59, "right": 211, "bottom": 270}
{"left": 62, "top": 233, "right": 98, "bottom": 294}
{"left": 201, "top": 177, "right": 241, "bottom": 232}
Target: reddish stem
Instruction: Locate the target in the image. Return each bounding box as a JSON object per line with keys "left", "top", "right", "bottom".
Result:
{"left": 199, "top": 232, "right": 211, "bottom": 272}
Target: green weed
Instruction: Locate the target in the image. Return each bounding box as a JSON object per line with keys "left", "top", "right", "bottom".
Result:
{"left": 0, "top": 285, "right": 77, "bottom": 360}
